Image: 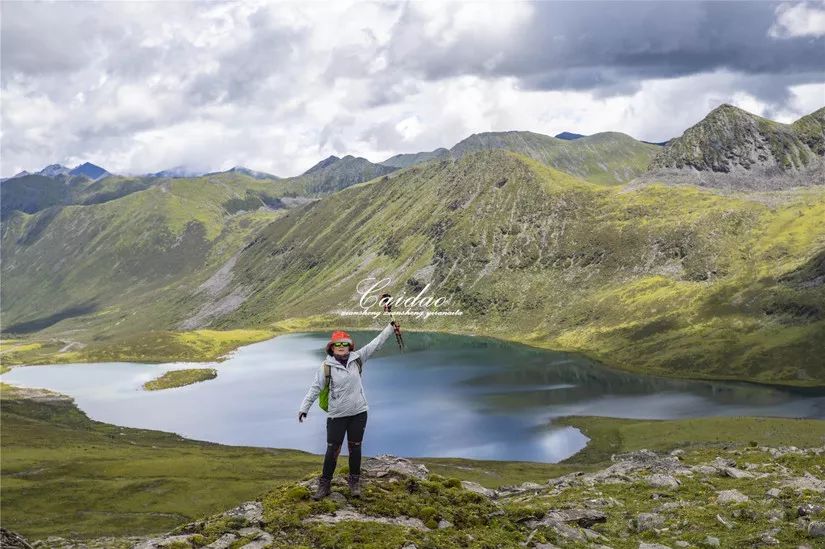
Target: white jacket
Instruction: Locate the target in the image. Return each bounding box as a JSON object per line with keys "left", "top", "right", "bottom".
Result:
{"left": 299, "top": 322, "right": 396, "bottom": 418}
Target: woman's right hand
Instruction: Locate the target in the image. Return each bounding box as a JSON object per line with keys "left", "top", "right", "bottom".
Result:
{"left": 298, "top": 411, "right": 307, "bottom": 423}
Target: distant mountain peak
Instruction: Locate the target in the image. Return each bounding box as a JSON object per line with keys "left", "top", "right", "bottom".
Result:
{"left": 555, "top": 131, "right": 586, "bottom": 140}
{"left": 150, "top": 166, "right": 204, "bottom": 178}
{"left": 210, "top": 166, "right": 280, "bottom": 180}
{"left": 0, "top": 170, "right": 31, "bottom": 183}
{"left": 300, "top": 153, "right": 389, "bottom": 177}
{"left": 710, "top": 102, "right": 746, "bottom": 113}
{"left": 69, "top": 162, "right": 109, "bottom": 181}
{"left": 38, "top": 164, "right": 72, "bottom": 177}
{"left": 303, "top": 155, "right": 341, "bottom": 175}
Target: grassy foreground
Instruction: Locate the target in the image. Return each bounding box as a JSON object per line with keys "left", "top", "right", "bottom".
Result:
{"left": 244, "top": 443, "right": 825, "bottom": 548}
{"left": 143, "top": 368, "right": 218, "bottom": 391}
{"left": 554, "top": 415, "right": 825, "bottom": 464}
{"left": 2, "top": 381, "right": 824, "bottom": 542}
{"left": 0, "top": 383, "right": 318, "bottom": 539}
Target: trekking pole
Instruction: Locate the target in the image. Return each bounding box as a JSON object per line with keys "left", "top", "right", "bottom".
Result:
{"left": 381, "top": 293, "right": 405, "bottom": 350}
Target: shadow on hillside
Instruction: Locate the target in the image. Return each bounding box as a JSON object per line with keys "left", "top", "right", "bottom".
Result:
{"left": 1, "top": 301, "right": 98, "bottom": 334}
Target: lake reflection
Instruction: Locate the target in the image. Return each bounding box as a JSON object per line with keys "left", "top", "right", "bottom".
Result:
{"left": 2, "top": 330, "right": 823, "bottom": 462}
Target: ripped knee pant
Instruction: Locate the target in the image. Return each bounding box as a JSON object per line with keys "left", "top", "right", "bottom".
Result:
{"left": 327, "top": 442, "right": 343, "bottom": 458}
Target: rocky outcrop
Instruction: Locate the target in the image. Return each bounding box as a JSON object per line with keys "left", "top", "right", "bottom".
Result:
{"left": 636, "top": 104, "right": 825, "bottom": 190}
{"left": 14, "top": 447, "right": 825, "bottom": 548}
{"left": 1, "top": 528, "right": 34, "bottom": 549}
{"left": 302, "top": 509, "right": 431, "bottom": 531}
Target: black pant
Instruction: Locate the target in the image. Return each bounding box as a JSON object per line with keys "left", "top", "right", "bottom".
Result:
{"left": 322, "top": 410, "right": 367, "bottom": 479}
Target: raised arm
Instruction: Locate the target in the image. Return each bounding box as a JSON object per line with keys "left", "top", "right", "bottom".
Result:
{"left": 357, "top": 322, "right": 396, "bottom": 363}
{"left": 298, "top": 364, "right": 326, "bottom": 415}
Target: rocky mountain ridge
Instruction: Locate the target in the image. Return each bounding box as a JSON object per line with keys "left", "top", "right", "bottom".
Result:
{"left": 381, "top": 130, "right": 660, "bottom": 184}
{"left": 638, "top": 104, "right": 825, "bottom": 190}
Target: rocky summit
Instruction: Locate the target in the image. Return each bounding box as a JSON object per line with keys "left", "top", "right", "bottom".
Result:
{"left": 6, "top": 446, "right": 823, "bottom": 549}
{"left": 638, "top": 104, "right": 825, "bottom": 190}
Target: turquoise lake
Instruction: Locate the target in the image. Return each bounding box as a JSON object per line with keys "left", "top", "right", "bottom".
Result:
{"left": 2, "top": 330, "right": 823, "bottom": 462}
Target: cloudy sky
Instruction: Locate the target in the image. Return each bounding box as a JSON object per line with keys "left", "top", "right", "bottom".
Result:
{"left": 2, "top": 0, "right": 824, "bottom": 178}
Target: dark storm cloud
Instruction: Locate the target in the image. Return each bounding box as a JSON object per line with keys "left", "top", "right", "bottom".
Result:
{"left": 1, "top": 1, "right": 108, "bottom": 77}
{"left": 372, "top": 1, "right": 824, "bottom": 96}
{"left": 0, "top": 1, "right": 183, "bottom": 87}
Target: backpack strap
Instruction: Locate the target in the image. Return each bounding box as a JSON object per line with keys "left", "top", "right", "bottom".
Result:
{"left": 323, "top": 362, "right": 331, "bottom": 387}
{"left": 355, "top": 357, "right": 363, "bottom": 375}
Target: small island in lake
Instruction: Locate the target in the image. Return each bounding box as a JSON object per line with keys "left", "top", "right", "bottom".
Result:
{"left": 143, "top": 368, "right": 218, "bottom": 391}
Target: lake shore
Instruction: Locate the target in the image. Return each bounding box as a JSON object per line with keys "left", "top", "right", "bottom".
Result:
{"left": 3, "top": 318, "right": 825, "bottom": 390}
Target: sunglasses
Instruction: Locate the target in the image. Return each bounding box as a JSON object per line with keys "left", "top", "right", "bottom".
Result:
{"left": 332, "top": 342, "right": 351, "bottom": 348}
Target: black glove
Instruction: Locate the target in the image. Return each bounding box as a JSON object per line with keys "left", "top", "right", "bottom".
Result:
{"left": 298, "top": 411, "right": 307, "bottom": 422}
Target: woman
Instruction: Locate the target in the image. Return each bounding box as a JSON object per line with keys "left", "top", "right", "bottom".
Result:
{"left": 298, "top": 321, "right": 397, "bottom": 500}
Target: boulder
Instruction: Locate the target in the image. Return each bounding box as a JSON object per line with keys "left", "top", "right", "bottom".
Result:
{"left": 302, "top": 508, "right": 430, "bottom": 531}
{"left": 460, "top": 480, "right": 497, "bottom": 498}
{"left": 222, "top": 501, "right": 264, "bottom": 526}
{"left": 204, "top": 533, "right": 237, "bottom": 549}
{"left": 648, "top": 474, "right": 681, "bottom": 489}
{"left": 808, "top": 521, "right": 825, "bottom": 538}
{"left": 716, "top": 489, "right": 749, "bottom": 504}
{"left": 361, "top": 454, "right": 429, "bottom": 480}
{"left": 632, "top": 512, "right": 665, "bottom": 532}
{"left": 781, "top": 473, "right": 825, "bottom": 494}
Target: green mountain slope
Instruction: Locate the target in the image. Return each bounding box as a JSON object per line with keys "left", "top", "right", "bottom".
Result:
{"left": 381, "top": 131, "right": 661, "bottom": 184}
{"left": 451, "top": 130, "right": 660, "bottom": 184}
{"left": 0, "top": 175, "right": 74, "bottom": 215}
{"left": 641, "top": 104, "right": 825, "bottom": 189}
{"left": 0, "top": 153, "right": 402, "bottom": 339}
{"left": 194, "top": 150, "right": 825, "bottom": 386}
{"left": 279, "top": 154, "right": 397, "bottom": 197}
{"left": 3, "top": 149, "right": 823, "bottom": 386}
{"left": 0, "top": 173, "right": 288, "bottom": 337}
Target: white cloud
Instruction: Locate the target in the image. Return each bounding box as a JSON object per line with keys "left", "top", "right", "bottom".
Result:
{"left": 395, "top": 116, "right": 423, "bottom": 142}
{"left": 408, "top": 0, "right": 533, "bottom": 48}
{"left": 0, "top": 0, "right": 822, "bottom": 179}
{"left": 769, "top": 1, "right": 825, "bottom": 38}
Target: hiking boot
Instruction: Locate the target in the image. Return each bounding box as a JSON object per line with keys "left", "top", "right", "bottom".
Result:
{"left": 311, "top": 476, "right": 332, "bottom": 500}
{"left": 347, "top": 473, "right": 361, "bottom": 497}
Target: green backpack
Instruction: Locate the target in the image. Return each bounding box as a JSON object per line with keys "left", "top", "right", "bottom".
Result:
{"left": 318, "top": 357, "right": 363, "bottom": 411}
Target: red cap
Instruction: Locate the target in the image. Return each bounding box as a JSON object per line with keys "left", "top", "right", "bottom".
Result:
{"left": 326, "top": 330, "right": 356, "bottom": 355}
